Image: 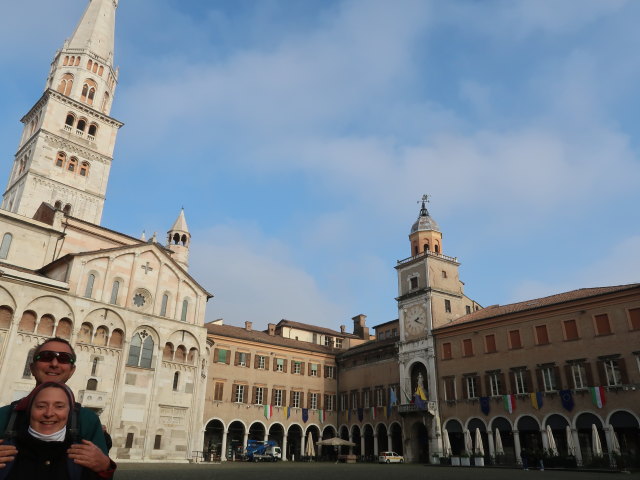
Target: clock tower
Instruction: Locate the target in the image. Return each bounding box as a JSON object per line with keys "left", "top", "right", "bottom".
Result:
{"left": 395, "top": 195, "right": 479, "bottom": 462}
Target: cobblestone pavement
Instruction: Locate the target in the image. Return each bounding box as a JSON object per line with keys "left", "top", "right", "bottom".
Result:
{"left": 115, "top": 462, "right": 637, "bottom": 480}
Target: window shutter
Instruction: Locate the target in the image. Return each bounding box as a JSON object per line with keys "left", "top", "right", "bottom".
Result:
{"left": 283, "top": 360, "right": 288, "bottom": 373}
{"left": 618, "top": 358, "right": 629, "bottom": 384}
{"left": 252, "top": 386, "right": 256, "bottom": 404}
{"left": 264, "top": 357, "right": 270, "bottom": 370}
{"left": 585, "top": 362, "right": 594, "bottom": 386}
{"left": 484, "top": 375, "right": 491, "bottom": 395}
{"left": 324, "top": 394, "right": 328, "bottom": 410}
{"left": 525, "top": 370, "right": 533, "bottom": 393}
{"left": 246, "top": 353, "right": 252, "bottom": 367}
{"left": 263, "top": 388, "right": 269, "bottom": 404}
{"left": 536, "top": 369, "right": 544, "bottom": 391}
{"left": 290, "top": 390, "right": 294, "bottom": 406}
{"left": 564, "top": 365, "right": 573, "bottom": 388}
{"left": 554, "top": 366, "right": 562, "bottom": 390}
{"left": 300, "top": 362, "right": 305, "bottom": 376}
{"left": 462, "top": 378, "right": 468, "bottom": 398}
{"left": 271, "top": 389, "right": 276, "bottom": 405}
{"left": 225, "top": 350, "right": 230, "bottom": 365}
{"left": 234, "top": 351, "right": 240, "bottom": 366}
{"left": 596, "top": 360, "right": 607, "bottom": 385}
{"left": 308, "top": 363, "right": 312, "bottom": 375}
{"left": 231, "top": 385, "right": 237, "bottom": 403}
{"left": 307, "top": 393, "right": 311, "bottom": 409}
{"left": 273, "top": 359, "right": 278, "bottom": 371}
{"left": 509, "top": 372, "right": 516, "bottom": 393}
{"left": 213, "top": 348, "right": 219, "bottom": 363}
{"left": 254, "top": 355, "right": 259, "bottom": 368}
{"left": 300, "top": 392, "right": 305, "bottom": 408}
{"left": 499, "top": 373, "right": 505, "bottom": 395}
{"left": 324, "top": 366, "right": 328, "bottom": 378}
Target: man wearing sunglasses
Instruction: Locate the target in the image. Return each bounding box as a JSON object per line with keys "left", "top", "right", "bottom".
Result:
{"left": 0, "top": 337, "right": 114, "bottom": 477}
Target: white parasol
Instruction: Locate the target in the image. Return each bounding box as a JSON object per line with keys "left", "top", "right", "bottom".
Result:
{"left": 494, "top": 428, "right": 504, "bottom": 456}
{"left": 546, "top": 425, "right": 558, "bottom": 456}
{"left": 442, "top": 428, "right": 452, "bottom": 457}
{"left": 305, "top": 432, "right": 316, "bottom": 457}
{"left": 565, "top": 426, "right": 575, "bottom": 457}
{"left": 592, "top": 424, "right": 603, "bottom": 457}
{"left": 474, "top": 428, "right": 485, "bottom": 456}
{"left": 464, "top": 429, "right": 473, "bottom": 455}
{"left": 610, "top": 429, "right": 621, "bottom": 455}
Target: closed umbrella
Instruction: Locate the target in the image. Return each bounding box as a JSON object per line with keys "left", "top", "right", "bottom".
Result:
{"left": 442, "top": 428, "right": 452, "bottom": 457}
{"left": 305, "top": 432, "right": 316, "bottom": 458}
{"left": 546, "top": 425, "right": 558, "bottom": 456}
{"left": 464, "top": 429, "right": 473, "bottom": 455}
{"left": 316, "top": 437, "right": 356, "bottom": 447}
{"left": 592, "top": 424, "right": 603, "bottom": 457}
{"left": 474, "top": 428, "right": 485, "bottom": 456}
{"left": 610, "top": 429, "right": 621, "bottom": 455}
{"left": 565, "top": 426, "right": 575, "bottom": 457}
{"left": 494, "top": 429, "right": 504, "bottom": 456}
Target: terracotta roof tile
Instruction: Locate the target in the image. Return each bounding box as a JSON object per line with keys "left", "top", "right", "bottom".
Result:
{"left": 206, "top": 323, "right": 336, "bottom": 354}
{"left": 276, "top": 319, "right": 359, "bottom": 338}
{"left": 435, "top": 283, "right": 640, "bottom": 330}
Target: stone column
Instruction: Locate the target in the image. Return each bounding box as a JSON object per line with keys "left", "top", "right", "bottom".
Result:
{"left": 487, "top": 430, "right": 495, "bottom": 458}
{"left": 387, "top": 431, "right": 393, "bottom": 452}
{"left": 349, "top": 432, "right": 354, "bottom": 455}
{"left": 571, "top": 428, "right": 583, "bottom": 466}
{"left": 373, "top": 433, "right": 379, "bottom": 457}
{"left": 282, "top": 434, "right": 288, "bottom": 462}
{"left": 221, "top": 429, "right": 228, "bottom": 462}
{"left": 513, "top": 430, "right": 522, "bottom": 465}
{"left": 264, "top": 431, "right": 269, "bottom": 442}
{"left": 360, "top": 435, "right": 365, "bottom": 458}
{"left": 243, "top": 431, "right": 249, "bottom": 455}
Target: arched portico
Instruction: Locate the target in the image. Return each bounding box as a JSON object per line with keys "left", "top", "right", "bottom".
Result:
{"left": 287, "top": 423, "right": 303, "bottom": 460}
{"left": 203, "top": 418, "right": 224, "bottom": 461}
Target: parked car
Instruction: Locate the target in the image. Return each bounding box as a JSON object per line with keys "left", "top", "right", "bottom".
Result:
{"left": 378, "top": 451, "right": 404, "bottom": 463}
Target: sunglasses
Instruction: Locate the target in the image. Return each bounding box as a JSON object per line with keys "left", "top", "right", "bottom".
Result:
{"left": 34, "top": 350, "right": 76, "bottom": 365}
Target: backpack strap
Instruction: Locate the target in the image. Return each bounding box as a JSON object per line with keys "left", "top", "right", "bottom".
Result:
{"left": 67, "top": 402, "right": 81, "bottom": 444}
{"left": 2, "top": 401, "right": 20, "bottom": 441}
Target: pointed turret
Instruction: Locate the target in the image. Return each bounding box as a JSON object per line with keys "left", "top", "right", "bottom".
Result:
{"left": 167, "top": 209, "right": 191, "bottom": 270}
{"left": 409, "top": 194, "right": 443, "bottom": 256}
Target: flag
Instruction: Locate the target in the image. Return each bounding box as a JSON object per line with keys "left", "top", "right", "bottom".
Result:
{"left": 302, "top": 408, "right": 309, "bottom": 423}
{"left": 317, "top": 409, "right": 325, "bottom": 423}
{"left": 560, "top": 390, "right": 574, "bottom": 412}
{"left": 264, "top": 404, "right": 273, "bottom": 420}
{"left": 416, "top": 385, "right": 427, "bottom": 401}
{"left": 357, "top": 408, "right": 364, "bottom": 422}
{"left": 591, "top": 386, "right": 606, "bottom": 408}
{"left": 286, "top": 407, "right": 291, "bottom": 419}
{"left": 480, "top": 397, "right": 490, "bottom": 415}
{"left": 530, "top": 392, "right": 543, "bottom": 410}
{"left": 390, "top": 387, "right": 398, "bottom": 406}
{"left": 503, "top": 394, "right": 516, "bottom": 413}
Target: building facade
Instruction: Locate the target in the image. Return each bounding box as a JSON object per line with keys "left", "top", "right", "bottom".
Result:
{"left": 434, "top": 284, "right": 640, "bottom": 466}
{"left": 0, "top": 0, "right": 212, "bottom": 462}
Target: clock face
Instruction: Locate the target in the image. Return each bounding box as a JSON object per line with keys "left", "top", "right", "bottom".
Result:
{"left": 404, "top": 304, "right": 426, "bottom": 336}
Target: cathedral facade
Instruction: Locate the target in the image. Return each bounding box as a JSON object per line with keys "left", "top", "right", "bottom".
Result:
{"left": 0, "top": 0, "right": 211, "bottom": 462}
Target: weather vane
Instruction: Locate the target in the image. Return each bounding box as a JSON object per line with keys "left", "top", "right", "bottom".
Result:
{"left": 418, "top": 194, "right": 430, "bottom": 205}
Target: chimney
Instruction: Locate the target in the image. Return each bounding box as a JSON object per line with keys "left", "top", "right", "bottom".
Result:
{"left": 267, "top": 323, "right": 276, "bottom": 336}
{"left": 340, "top": 325, "right": 346, "bottom": 334}
{"left": 245, "top": 321, "right": 252, "bottom": 332}
{"left": 352, "top": 314, "right": 369, "bottom": 339}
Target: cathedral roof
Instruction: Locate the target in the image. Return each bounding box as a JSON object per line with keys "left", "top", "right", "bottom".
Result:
{"left": 410, "top": 201, "right": 440, "bottom": 234}
{"left": 67, "top": 0, "right": 118, "bottom": 63}
{"left": 276, "top": 319, "right": 359, "bottom": 339}
{"left": 435, "top": 283, "right": 640, "bottom": 330}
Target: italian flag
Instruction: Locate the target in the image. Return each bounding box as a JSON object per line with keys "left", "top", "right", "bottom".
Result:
{"left": 503, "top": 394, "right": 516, "bottom": 414}
{"left": 317, "top": 409, "right": 325, "bottom": 423}
{"left": 264, "top": 404, "right": 273, "bottom": 420}
{"left": 591, "top": 386, "right": 606, "bottom": 409}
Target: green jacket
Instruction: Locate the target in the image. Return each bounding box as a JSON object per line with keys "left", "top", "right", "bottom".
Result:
{"left": 0, "top": 402, "right": 108, "bottom": 455}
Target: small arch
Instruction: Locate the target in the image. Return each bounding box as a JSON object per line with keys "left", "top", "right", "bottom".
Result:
{"left": 109, "top": 280, "right": 120, "bottom": 304}
{"left": 63, "top": 204, "right": 72, "bottom": 215}
{"left": 18, "top": 310, "right": 37, "bottom": 333}
{"left": 67, "top": 157, "right": 78, "bottom": 173}
{"left": 55, "top": 151, "right": 66, "bottom": 168}
{"left": 77, "top": 322, "right": 93, "bottom": 343}
{"left": 181, "top": 299, "right": 188, "bottom": 322}
{"left": 86, "top": 378, "right": 98, "bottom": 391}
{"left": 79, "top": 162, "right": 90, "bottom": 177}
{"left": 56, "top": 73, "right": 74, "bottom": 96}
{"left": 74, "top": 57, "right": 80, "bottom": 66}
{"left": 0, "top": 233, "right": 13, "bottom": 259}
{"left": 76, "top": 119, "right": 87, "bottom": 132}
{"left": 175, "top": 345, "right": 187, "bottom": 363}
{"left": 55, "top": 318, "right": 73, "bottom": 339}
{"left": 94, "top": 326, "right": 108, "bottom": 346}
{"left": 65, "top": 113, "right": 75, "bottom": 127}
{"left": 87, "top": 87, "right": 96, "bottom": 105}
{"left": 54, "top": 201, "right": 63, "bottom": 210}
{"left": 0, "top": 306, "right": 13, "bottom": 329}
{"left": 87, "top": 59, "right": 93, "bottom": 70}
{"left": 109, "top": 328, "right": 124, "bottom": 348}
{"left": 180, "top": 234, "right": 188, "bottom": 246}
{"left": 92, "top": 63, "right": 98, "bottom": 73}
{"left": 172, "top": 233, "right": 180, "bottom": 245}
{"left": 88, "top": 123, "right": 97, "bottom": 137}
{"left": 63, "top": 56, "right": 69, "bottom": 66}
{"left": 98, "top": 65, "right": 104, "bottom": 76}
{"left": 36, "top": 314, "right": 55, "bottom": 336}
{"left": 163, "top": 342, "right": 174, "bottom": 361}
{"left": 159, "top": 294, "right": 169, "bottom": 317}
{"left": 173, "top": 372, "right": 180, "bottom": 391}
{"left": 101, "top": 91, "right": 110, "bottom": 113}
{"left": 188, "top": 347, "right": 198, "bottom": 364}
{"left": 434, "top": 244, "right": 440, "bottom": 254}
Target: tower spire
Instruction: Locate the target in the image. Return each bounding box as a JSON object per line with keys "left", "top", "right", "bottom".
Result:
{"left": 167, "top": 209, "right": 191, "bottom": 270}
{"left": 67, "top": 0, "right": 118, "bottom": 64}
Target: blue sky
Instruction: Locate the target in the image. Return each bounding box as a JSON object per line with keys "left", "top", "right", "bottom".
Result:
{"left": 1, "top": 0, "right": 639, "bottom": 332}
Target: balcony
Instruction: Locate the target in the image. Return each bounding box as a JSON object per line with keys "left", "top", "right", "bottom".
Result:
{"left": 398, "top": 401, "right": 436, "bottom": 415}
{"left": 397, "top": 250, "right": 458, "bottom": 266}
{"left": 77, "top": 389, "right": 108, "bottom": 410}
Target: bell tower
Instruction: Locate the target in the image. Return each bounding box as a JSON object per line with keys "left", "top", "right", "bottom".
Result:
{"left": 2, "top": 0, "right": 122, "bottom": 224}
{"left": 167, "top": 209, "right": 191, "bottom": 270}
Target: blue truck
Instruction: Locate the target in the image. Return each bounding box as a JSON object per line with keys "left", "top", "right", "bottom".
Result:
{"left": 243, "top": 439, "right": 282, "bottom": 462}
